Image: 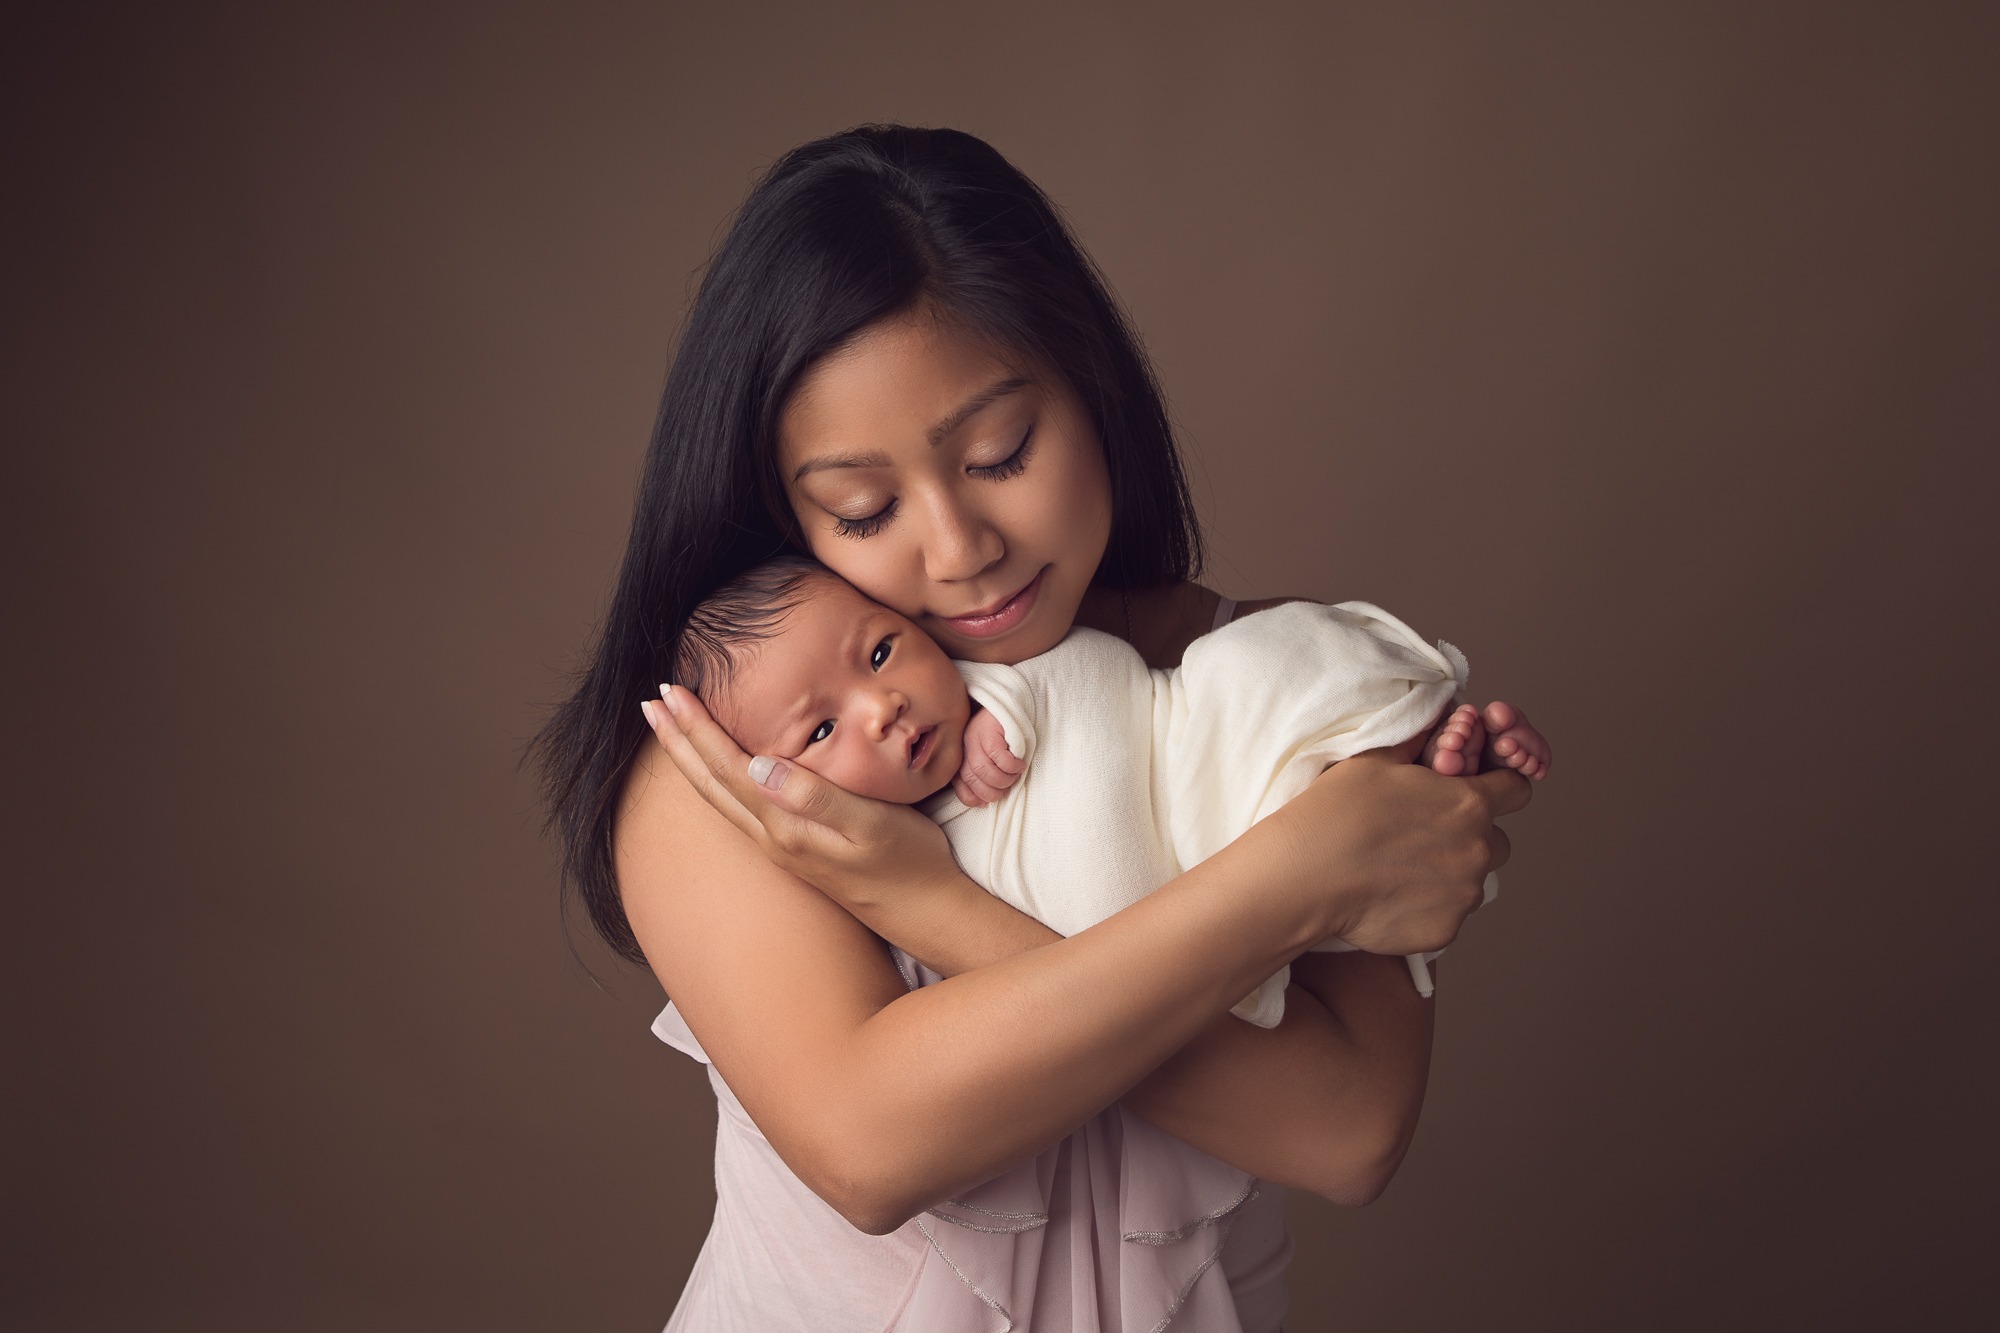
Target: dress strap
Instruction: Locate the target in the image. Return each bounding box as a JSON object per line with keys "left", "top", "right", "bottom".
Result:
{"left": 1211, "top": 596, "right": 1238, "bottom": 632}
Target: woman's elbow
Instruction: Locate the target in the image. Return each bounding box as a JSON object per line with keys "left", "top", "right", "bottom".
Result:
{"left": 1309, "top": 1153, "right": 1399, "bottom": 1209}
{"left": 1298, "top": 1115, "right": 1418, "bottom": 1208}
{"left": 827, "top": 1170, "right": 924, "bottom": 1236}
{"left": 786, "top": 1125, "right": 933, "bottom": 1236}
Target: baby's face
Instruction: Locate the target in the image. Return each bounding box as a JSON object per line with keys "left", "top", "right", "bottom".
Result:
{"left": 713, "top": 576, "right": 971, "bottom": 804}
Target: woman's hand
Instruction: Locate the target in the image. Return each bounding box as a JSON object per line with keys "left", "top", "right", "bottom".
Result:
{"left": 640, "top": 686, "right": 961, "bottom": 916}
{"left": 1269, "top": 734, "right": 1530, "bottom": 957}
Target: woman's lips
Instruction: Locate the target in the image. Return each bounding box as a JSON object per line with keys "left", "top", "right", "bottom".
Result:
{"left": 908, "top": 725, "right": 938, "bottom": 769}
{"left": 940, "top": 568, "right": 1045, "bottom": 639}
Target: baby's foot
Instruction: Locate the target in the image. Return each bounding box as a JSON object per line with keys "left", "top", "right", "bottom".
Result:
{"left": 1422, "top": 704, "right": 1487, "bottom": 777}
{"left": 1482, "top": 700, "right": 1552, "bottom": 780}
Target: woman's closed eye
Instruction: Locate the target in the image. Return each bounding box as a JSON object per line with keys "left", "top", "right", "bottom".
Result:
{"left": 827, "top": 428, "right": 1036, "bottom": 539}
{"left": 833, "top": 502, "right": 895, "bottom": 539}
{"left": 968, "top": 426, "right": 1035, "bottom": 480}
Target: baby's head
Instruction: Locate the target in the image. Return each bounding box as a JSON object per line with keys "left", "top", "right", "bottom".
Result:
{"left": 675, "top": 557, "right": 971, "bottom": 804}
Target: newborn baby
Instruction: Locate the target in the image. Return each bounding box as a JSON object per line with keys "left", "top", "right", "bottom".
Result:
{"left": 674, "top": 557, "right": 1549, "bottom": 1020}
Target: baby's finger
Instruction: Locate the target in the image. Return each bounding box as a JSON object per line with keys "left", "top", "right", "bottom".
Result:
{"left": 962, "top": 746, "right": 1010, "bottom": 789}
{"left": 956, "top": 764, "right": 999, "bottom": 805}
{"left": 952, "top": 774, "right": 989, "bottom": 808}
{"left": 983, "top": 738, "right": 1026, "bottom": 775}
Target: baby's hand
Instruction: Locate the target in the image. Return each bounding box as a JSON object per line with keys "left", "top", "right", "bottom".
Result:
{"left": 1423, "top": 700, "right": 1553, "bottom": 781}
{"left": 952, "top": 708, "right": 1026, "bottom": 808}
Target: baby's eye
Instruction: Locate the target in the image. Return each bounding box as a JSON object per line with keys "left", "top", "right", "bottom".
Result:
{"left": 870, "top": 638, "right": 892, "bottom": 670}
{"left": 809, "top": 719, "right": 835, "bottom": 744}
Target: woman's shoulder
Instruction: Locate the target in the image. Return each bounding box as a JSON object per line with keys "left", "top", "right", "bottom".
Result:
{"left": 613, "top": 745, "right": 906, "bottom": 1020}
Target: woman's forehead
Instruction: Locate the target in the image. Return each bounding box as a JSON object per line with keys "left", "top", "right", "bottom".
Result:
{"left": 779, "top": 315, "right": 1031, "bottom": 463}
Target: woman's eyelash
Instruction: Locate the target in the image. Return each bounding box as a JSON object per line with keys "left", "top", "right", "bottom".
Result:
{"left": 827, "top": 429, "right": 1030, "bottom": 539}
{"left": 833, "top": 501, "right": 895, "bottom": 539}
{"left": 971, "top": 428, "right": 1035, "bottom": 480}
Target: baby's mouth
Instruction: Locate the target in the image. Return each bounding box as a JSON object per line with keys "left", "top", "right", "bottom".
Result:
{"left": 908, "top": 725, "right": 938, "bottom": 769}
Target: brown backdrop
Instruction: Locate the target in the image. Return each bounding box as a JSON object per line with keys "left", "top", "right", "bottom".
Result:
{"left": 8, "top": 2, "right": 1996, "bottom": 1329}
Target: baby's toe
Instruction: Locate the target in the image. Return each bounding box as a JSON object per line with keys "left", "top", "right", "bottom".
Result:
{"left": 1483, "top": 700, "right": 1521, "bottom": 733}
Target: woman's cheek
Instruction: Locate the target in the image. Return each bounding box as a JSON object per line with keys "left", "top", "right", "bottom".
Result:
{"left": 1034, "top": 448, "right": 1112, "bottom": 569}
{"left": 800, "top": 532, "right": 909, "bottom": 618}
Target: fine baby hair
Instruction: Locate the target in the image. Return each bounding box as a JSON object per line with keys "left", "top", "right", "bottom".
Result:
{"left": 672, "top": 555, "right": 836, "bottom": 709}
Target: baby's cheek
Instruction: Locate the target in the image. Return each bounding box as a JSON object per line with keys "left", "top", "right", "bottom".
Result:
{"left": 834, "top": 752, "right": 881, "bottom": 798}
{"left": 811, "top": 740, "right": 875, "bottom": 792}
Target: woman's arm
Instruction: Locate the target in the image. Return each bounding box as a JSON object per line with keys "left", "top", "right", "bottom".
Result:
{"left": 818, "top": 740, "right": 1452, "bottom": 1205}
{"left": 626, "top": 744, "right": 1352, "bottom": 1233}
{"left": 634, "top": 687, "right": 1521, "bottom": 1230}
{"left": 855, "top": 872, "right": 1432, "bottom": 1205}
{"left": 1129, "top": 952, "right": 1435, "bottom": 1205}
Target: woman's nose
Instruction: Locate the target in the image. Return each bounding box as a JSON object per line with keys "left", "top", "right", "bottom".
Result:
{"left": 920, "top": 492, "right": 1005, "bottom": 584}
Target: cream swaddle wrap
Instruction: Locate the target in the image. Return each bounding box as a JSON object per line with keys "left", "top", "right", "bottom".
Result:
{"left": 927, "top": 600, "right": 1487, "bottom": 1027}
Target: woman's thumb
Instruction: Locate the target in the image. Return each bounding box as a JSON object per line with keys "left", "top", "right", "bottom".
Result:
{"left": 748, "top": 754, "right": 842, "bottom": 827}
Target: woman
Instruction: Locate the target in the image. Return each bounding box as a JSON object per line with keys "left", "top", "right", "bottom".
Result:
{"left": 537, "top": 125, "right": 1528, "bottom": 1330}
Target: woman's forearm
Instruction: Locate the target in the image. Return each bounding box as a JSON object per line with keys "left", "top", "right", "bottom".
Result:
{"left": 1123, "top": 951, "right": 1434, "bottom": 1204}
{"left": 802, "top": 820, "right": 1338, "bottom": 1231}
{"left": 864, "top": 866, "right": 1060, "bottom": 978}
{"left": 631, "top": 691, "right": 1512, "bottom": 1231}
{"left": 855, "top": 869, "right": 1434, "bottom": 1204}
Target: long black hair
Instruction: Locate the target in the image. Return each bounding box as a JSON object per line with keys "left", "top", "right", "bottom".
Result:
{"left": 534, "top": 125, "right": 1204, "bottom": 963}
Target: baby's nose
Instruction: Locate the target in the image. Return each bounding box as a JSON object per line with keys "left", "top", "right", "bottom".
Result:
{"left": 864, "top": 688, "right": 909, "bottom": 734}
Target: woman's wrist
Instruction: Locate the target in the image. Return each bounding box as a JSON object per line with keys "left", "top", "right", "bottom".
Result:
{"left": 844, "top": 864, "right": 1059, "bottom": 978}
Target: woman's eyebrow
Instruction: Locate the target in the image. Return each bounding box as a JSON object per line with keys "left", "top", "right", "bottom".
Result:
{"left": 789, "top": 377, "right": 1031, "bottom": 482}
{"left": 791, "top": 450, "right": 891, "bottom": 483}
{"left": 928, "top": 377, "right": 1030, "bottom": 447}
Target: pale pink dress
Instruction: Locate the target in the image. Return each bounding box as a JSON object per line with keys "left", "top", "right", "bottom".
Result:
{"left": 651, "top": 947, "right": 1293, "bottom": 1333}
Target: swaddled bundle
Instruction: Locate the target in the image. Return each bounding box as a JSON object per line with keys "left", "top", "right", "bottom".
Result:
{"left": 928, "top": 600, "right": 1489, "bottom": 1025}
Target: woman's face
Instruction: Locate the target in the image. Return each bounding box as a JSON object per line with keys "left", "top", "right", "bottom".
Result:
{"left": 776, "top": 311, "right": 1113, "bottom": 665}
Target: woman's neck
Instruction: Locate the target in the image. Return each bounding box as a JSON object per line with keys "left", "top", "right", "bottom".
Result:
{"left": 1074, "top": 581, "right": 1221, "bottom": 670}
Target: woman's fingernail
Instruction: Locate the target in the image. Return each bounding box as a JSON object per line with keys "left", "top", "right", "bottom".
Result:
{"left": 659, "top": 684, "right": 681, "bottom": 715}
{"left": 748, "top": 756, "right": 788, "bottom": 790}
{"left": 639, "top": 699, "right": 660, "bottom": 728}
